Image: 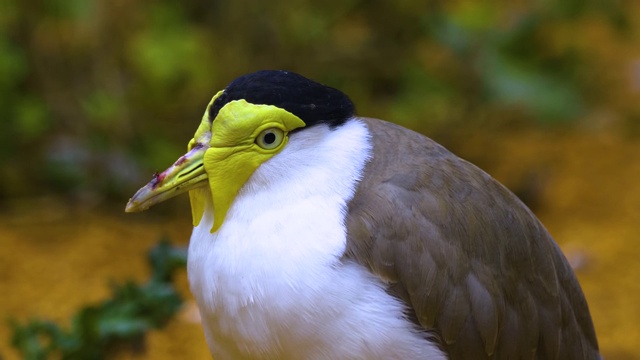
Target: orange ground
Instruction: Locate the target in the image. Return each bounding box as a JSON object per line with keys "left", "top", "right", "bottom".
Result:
{"left": 1, "top": 128, "right": 639, "bottom": 359}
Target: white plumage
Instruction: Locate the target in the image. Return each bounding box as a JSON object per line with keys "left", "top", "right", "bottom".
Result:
{"left": 187, "top": 119, "right": 446, "bottom": 359}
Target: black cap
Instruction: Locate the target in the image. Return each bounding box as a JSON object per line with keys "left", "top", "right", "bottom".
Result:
{"left": 208, "top": 70, "right": 354, "bottom": 129}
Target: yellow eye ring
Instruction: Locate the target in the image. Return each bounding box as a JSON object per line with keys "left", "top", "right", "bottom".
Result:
{"left": 255, "top": 128, "right": 285, "bottom": 150}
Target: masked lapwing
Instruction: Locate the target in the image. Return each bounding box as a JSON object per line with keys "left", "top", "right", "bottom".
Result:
{"left": 126, "top": 70, "right": 600, "bottom": 359}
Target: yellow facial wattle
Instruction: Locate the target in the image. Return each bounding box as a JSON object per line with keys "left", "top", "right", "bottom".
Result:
{"left": 126, "top": 90, "right": 306, "bottom": 234}
{"left": 201, "top": 99, "right": 305, "bottom": 232}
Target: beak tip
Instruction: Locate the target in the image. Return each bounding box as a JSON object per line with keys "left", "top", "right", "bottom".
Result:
{"left": 124, "top": 144, "right": 208, "bottom": 214}
{"left": 125, "top": 185, "right": 154, "bottom": 213}
{"left": 125, "top": 197, "right": 148, "bottom": 213}
{"left": 124, "top": 201, "right": 137, "bottom": 213}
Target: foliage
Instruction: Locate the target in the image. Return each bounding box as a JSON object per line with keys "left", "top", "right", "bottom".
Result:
{"left": 9, "top": 240, "right": 188, "bottom": 360}
{"left": 0, "top": 0, "right": 634, "bottom": 200}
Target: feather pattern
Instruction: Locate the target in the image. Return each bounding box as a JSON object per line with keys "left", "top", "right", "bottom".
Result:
{"left": 345, "top": 118, "right": 600, "bottom": 359}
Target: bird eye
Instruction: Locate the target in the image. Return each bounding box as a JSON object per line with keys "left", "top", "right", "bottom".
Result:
{"left": 255, "top": 128, "right": 284, "bottom": 150}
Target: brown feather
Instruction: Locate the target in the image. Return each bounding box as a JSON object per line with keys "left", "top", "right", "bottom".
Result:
{"left": 344, "top": 118, "right": 600, "bottom": 359}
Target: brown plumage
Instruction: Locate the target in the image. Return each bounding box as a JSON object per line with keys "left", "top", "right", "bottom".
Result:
{"left": 345, "top": 118, "right": 600, "bottom": 359}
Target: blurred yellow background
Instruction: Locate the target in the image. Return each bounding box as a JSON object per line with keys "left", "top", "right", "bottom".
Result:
{"left": 0, "top": 0, "right": 639, "bottom": 359}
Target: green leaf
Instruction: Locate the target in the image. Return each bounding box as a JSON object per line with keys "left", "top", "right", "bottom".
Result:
{"left": 481, "top": 51, "right": 584, "bottom": 122}
{"left": 9, "top": 240, "right": 187, "bottom": 359}
{"left": 15, "top": 97, "right": 51, "bottom": 140}
{"left": 148, "top": 239, "right": 188, "bottom": 283}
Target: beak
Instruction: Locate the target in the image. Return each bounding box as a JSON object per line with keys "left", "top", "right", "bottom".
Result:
{"left": 125, "top": 144, "right": 208, "bottom": 212}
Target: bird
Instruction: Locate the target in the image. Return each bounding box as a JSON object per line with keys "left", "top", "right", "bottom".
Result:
{"left": 125, "top": 70, "right": 600, "bottom": 359}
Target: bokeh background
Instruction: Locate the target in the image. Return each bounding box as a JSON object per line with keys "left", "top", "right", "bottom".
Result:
{"left": 1, "top": 0, "right": 639, "bottom": 359}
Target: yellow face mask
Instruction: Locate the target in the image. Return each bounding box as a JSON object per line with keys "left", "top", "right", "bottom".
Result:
{"left": 125, "top": 91, "right": 305, "bottom": 232}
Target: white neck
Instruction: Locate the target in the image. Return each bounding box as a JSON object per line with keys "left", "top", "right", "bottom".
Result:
{"left": 187, "top": 118, "right": 446, "bottom": 359}
{"left": 189, "top": 118, "right": 371, "bottom": 308}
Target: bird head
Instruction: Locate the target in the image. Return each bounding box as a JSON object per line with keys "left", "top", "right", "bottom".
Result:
{"left": 125, "top": 70, "right": 354, "bottom": 232}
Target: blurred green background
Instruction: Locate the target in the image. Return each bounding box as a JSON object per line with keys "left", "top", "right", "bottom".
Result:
{"left": 1, "top": 0, "right": 639, "bottom": 359}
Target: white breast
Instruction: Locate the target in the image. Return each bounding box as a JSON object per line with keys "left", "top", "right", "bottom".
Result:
{"left": 187, "top": 119, "right": 447, "bottom": 359}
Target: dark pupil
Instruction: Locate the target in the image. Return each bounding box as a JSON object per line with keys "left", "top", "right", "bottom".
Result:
{"left": 264, "top": 132, "right": 276, "bottom": 144}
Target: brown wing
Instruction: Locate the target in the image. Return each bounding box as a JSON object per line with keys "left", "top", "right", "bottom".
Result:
{"left": 344, "top": 118, "right": 600, "bottom": 359}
